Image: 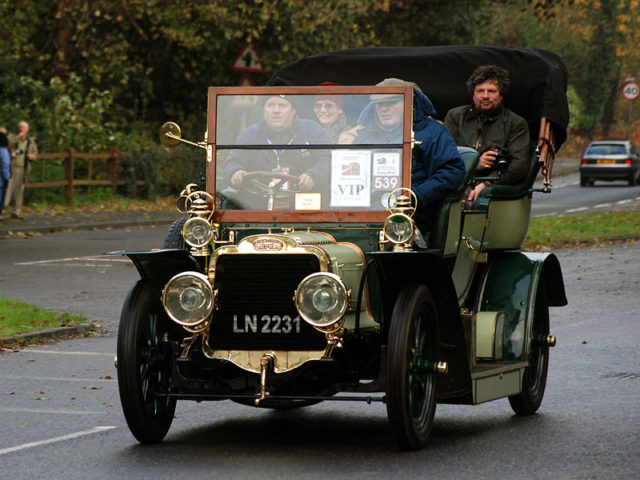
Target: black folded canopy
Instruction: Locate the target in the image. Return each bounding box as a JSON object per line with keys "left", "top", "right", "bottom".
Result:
{"left": 268, "top": 46, "right": 569, "bottom": 149}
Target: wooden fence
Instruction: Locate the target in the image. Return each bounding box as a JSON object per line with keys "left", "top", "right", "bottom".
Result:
{"left": 26, "top": 149, "right": 122, "bottom": 202}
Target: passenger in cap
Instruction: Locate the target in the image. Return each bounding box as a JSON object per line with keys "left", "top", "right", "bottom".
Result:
{"left": 311, "top": 82, "right": 352, "bottom": 142}
{"left": 341, "top": 78, "right": 465, "bottom": 233}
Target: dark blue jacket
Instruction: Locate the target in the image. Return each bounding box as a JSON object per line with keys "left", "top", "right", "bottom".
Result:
{"left": 411, "top": 90, "right": 465, "bottom": 207}
{"left": 222, "top": 118, "right": 332, "bottom": 187}
{"left": 353, "top": 91, "right": 465, "bottom": 208}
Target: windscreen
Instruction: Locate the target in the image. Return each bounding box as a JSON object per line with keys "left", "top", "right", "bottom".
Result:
{"left": 586, "top": 144, "right": 628, "bottom": 155}
{"left": 214, "top": 93, "right": 405, "bottom": 212}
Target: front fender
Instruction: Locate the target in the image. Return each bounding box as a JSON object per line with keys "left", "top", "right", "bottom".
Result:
{"left": 368, "top": 251, "right": 470, "bottom": 399}
{"left": 107, "top": 249, "right": 202, "bottom": 284}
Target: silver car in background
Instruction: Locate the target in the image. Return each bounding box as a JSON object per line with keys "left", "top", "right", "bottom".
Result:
{"left": 580, "top": 140, "right": 639, "bottom": 186}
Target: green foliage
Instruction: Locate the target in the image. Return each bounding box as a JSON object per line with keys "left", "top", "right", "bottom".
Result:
{"left": 0, "top": 58, "right": 56, "bottom": 136}
{"left": 48, "top": 74, "right": 117, "bottom": 152}
{"left": 118, "top": 139, "right": 205, "bottom": 199}
{"left": 566, "top": 85, "right": 593, "bottom": 135}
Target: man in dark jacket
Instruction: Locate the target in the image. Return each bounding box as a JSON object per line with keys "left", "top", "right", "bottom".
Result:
{"left": 444, "top": 65, "right": 530, "bottom": 204}
{"left": 341, "top": 78, "right": 465, "bottom": 231}
{"left": 222, "top": 94, "right": 331, "bottom": 209}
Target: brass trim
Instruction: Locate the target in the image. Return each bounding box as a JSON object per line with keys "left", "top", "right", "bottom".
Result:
{"left": 201, "top": 344, "right": 326, "bottom": 374}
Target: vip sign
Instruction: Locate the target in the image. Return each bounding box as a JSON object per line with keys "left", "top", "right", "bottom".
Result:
{"left": 330, "top": 150, "right": 371, "bottom": 207}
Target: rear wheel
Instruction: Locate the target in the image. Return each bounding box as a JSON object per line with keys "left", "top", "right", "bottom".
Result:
{"left": 386, "top": 284, "right": 438, "bottom": 450}
{"left": 580, "top": 175, "right": 587, "bottom": 187}
{"left": 508, "top": 281, "right": 549, "bottom": 415}
{"left": 628, "top": 173, "right": 636, "bottom": 186}
{"left": 117, "top": 280, "right": 176, "bottom": 443}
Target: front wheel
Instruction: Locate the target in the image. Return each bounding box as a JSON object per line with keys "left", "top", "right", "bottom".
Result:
{"left": 117, "top": 280, "right": 176, "bottom": 443}
{"left": 508, "top": 281, "right": 550, "bottom": 415}
{"left": 163, "top": 217, "right": 187, "bottom": 250}
{"left": 386, "top": 284, "right": 439, "bottom": 450}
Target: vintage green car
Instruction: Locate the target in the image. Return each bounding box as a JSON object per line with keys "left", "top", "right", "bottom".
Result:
{"left": 115, "top": 46, "right": 569, "bottom": 450}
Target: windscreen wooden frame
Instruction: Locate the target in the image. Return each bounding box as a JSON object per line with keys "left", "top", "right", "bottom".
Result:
{"left": 206, "top": 86, "right": 414, "bottom": 224}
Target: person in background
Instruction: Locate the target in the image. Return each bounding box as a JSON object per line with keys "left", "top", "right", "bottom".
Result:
{"left": 4, "top": 120, "right": 38, "bottom": 219}
{"left": 444, "top": 65, "right": 530, "bottom": 205}
{"left": 311, "top": 82, "right": 352, "bottom": 142}
{"left": 0, "top": 128, "right": 11, "bottom": 219}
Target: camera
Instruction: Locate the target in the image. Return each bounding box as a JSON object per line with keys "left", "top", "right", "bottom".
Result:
{"left": 15, "top": 149, "right": 23, "bottom": 154}
{"left": 489, "top": 146, "right": 512, "bottom": 172}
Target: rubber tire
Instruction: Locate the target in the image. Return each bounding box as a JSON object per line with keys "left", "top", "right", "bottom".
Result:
{"left": 629, "top": 174, "right": 636, "bottom": 187}
{"left": 117, "top": 280, "right": 176, "bottom": 443}
{"left": 508, "top": 282, "right": 550, "bottom": 415}
{"left": 163, "top": 217, "right": 187, "bottom": 250}
{"left": 386, "top": 284, "right": 438, "bottom": 450}
{"left": 580, "top": 176, "right": 587, "bottom": 187}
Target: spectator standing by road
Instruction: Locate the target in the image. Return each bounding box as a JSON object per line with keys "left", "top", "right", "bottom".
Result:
{"left": 0, "top": 129, "right": 11, "bottom": 219}
{"left": 444, "top": 65, "right": 529, "bottom": 205}
{"left": 4, "top": 121, "right": 38, "bottom": 219}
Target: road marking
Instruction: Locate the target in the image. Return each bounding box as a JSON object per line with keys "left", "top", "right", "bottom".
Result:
{"left": 0, "top": 375, "right": 114, "bottom": 382}
{"left": 16, "top": 255, "right": 129, "bottom": 266}
{"left": 566, "top": 207, "right": 589, "bottom": 213}
{"left": 20, "top": 349, "right": 114, "bottom": 356}
{"left": 0, "top": 407, "right": 104, "bottom": 415}
{"left": 616, "top": 199, "right": 632, "bottom": 205}
{"left": 0, "top": 426, "right": 117, "bottom": 456}
{"left": 594, "top": 203, "right": 612, "bottom": 209}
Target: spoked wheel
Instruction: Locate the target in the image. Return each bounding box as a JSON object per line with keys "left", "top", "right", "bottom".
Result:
{"left": 117, "top": 280, "right": 176, "bottom": 443}
{"left": 509, "top": 281, "right": 550, "bottom": 415}
{"left": 386, "top": 284, "right": 439, "bottom": 450}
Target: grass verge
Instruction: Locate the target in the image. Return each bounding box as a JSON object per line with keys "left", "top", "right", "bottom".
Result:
{"left": 525, "top": 210, "right": 640, "bottom": 250}
{"left": 0, "top": 298, "right": 85, "bottom": 339}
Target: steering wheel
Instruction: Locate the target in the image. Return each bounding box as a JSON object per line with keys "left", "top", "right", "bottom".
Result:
{"left": 241, "top": 171, "right": 301, "bottom": 197}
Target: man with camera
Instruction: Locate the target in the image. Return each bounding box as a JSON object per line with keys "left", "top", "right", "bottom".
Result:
{"left": 4, "top": 121, "right": 38, "bottom": 219}
{"left": 444, "top": 65, "right": 529, "bottom": 204}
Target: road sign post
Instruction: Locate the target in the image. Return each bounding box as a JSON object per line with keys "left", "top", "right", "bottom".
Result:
{"left": 622, "top": 78, "right": 639, "bottom": 140}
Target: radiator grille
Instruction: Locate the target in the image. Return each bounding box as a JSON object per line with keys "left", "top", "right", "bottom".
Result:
{"left": 211, "top": 253, "right": 326, "bottom": 350}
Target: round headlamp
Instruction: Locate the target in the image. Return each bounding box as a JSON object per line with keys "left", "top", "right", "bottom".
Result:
{"left": 182, "top": 217, "right": 213, "bottom": 248}
{"left": 162, "top": 271, "right": 213, "bottom": 328}
{"left": 294, "top": 273, "right": 348, "bottom": 328}
{"left": 383, "top": 213, "right": 414, "bottom": 244}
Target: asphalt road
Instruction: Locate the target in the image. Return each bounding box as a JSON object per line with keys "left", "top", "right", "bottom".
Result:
{"left": 531, "top": 171, "right": 640, "bottom": 217}
{"left": 1, "top": 225, "right": 639, "bottom": 479}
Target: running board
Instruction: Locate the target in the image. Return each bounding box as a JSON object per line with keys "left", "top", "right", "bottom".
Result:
{"left": 471, "top": 362, "right": 527, "bottom": 404}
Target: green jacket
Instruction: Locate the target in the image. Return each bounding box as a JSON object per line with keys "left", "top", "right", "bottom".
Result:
{"left": 8, "top": 134, "right": 38, "bottom": 175}
{"left": 443, "top": 104, "right": 530, "bottom": 186}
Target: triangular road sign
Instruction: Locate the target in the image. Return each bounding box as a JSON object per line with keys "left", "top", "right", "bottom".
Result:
{"left": 231, "top": 43, "right": 265, "bottom": 73}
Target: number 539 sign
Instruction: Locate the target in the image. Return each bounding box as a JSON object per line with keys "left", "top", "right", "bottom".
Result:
{"left": 622, "top": 81, "right": 640, "bottom": 101}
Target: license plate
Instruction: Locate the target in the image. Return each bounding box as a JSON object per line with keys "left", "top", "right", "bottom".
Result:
{"left": 596, "top": 159, "right": 616, "bottom": 164}
{"left": 232, "top": 314, "right": 302, "bottom": 334}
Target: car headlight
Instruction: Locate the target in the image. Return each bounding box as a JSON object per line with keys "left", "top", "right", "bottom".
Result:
{"left": 294, "top": 273, "right": 348, "bottom": 328}
{"left": 162, "top": 272, "right": 213, "bottom": 328}
{"left": 383, "top": 213, "right": 414, "bottom": 244}
{"left": 182, "top": 217, "right": 213, "bottom": 248}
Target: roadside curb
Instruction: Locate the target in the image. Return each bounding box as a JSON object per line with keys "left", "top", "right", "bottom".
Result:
{"left": 0, "top": 322, "right": 94, "bottom": 344}
{"left": 0, "top": 213, "right": 177, "bottom": 238}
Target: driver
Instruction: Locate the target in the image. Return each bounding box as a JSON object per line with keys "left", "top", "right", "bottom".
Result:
{"left": 222, "top": 94, "right": 331, "bottom": 197}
